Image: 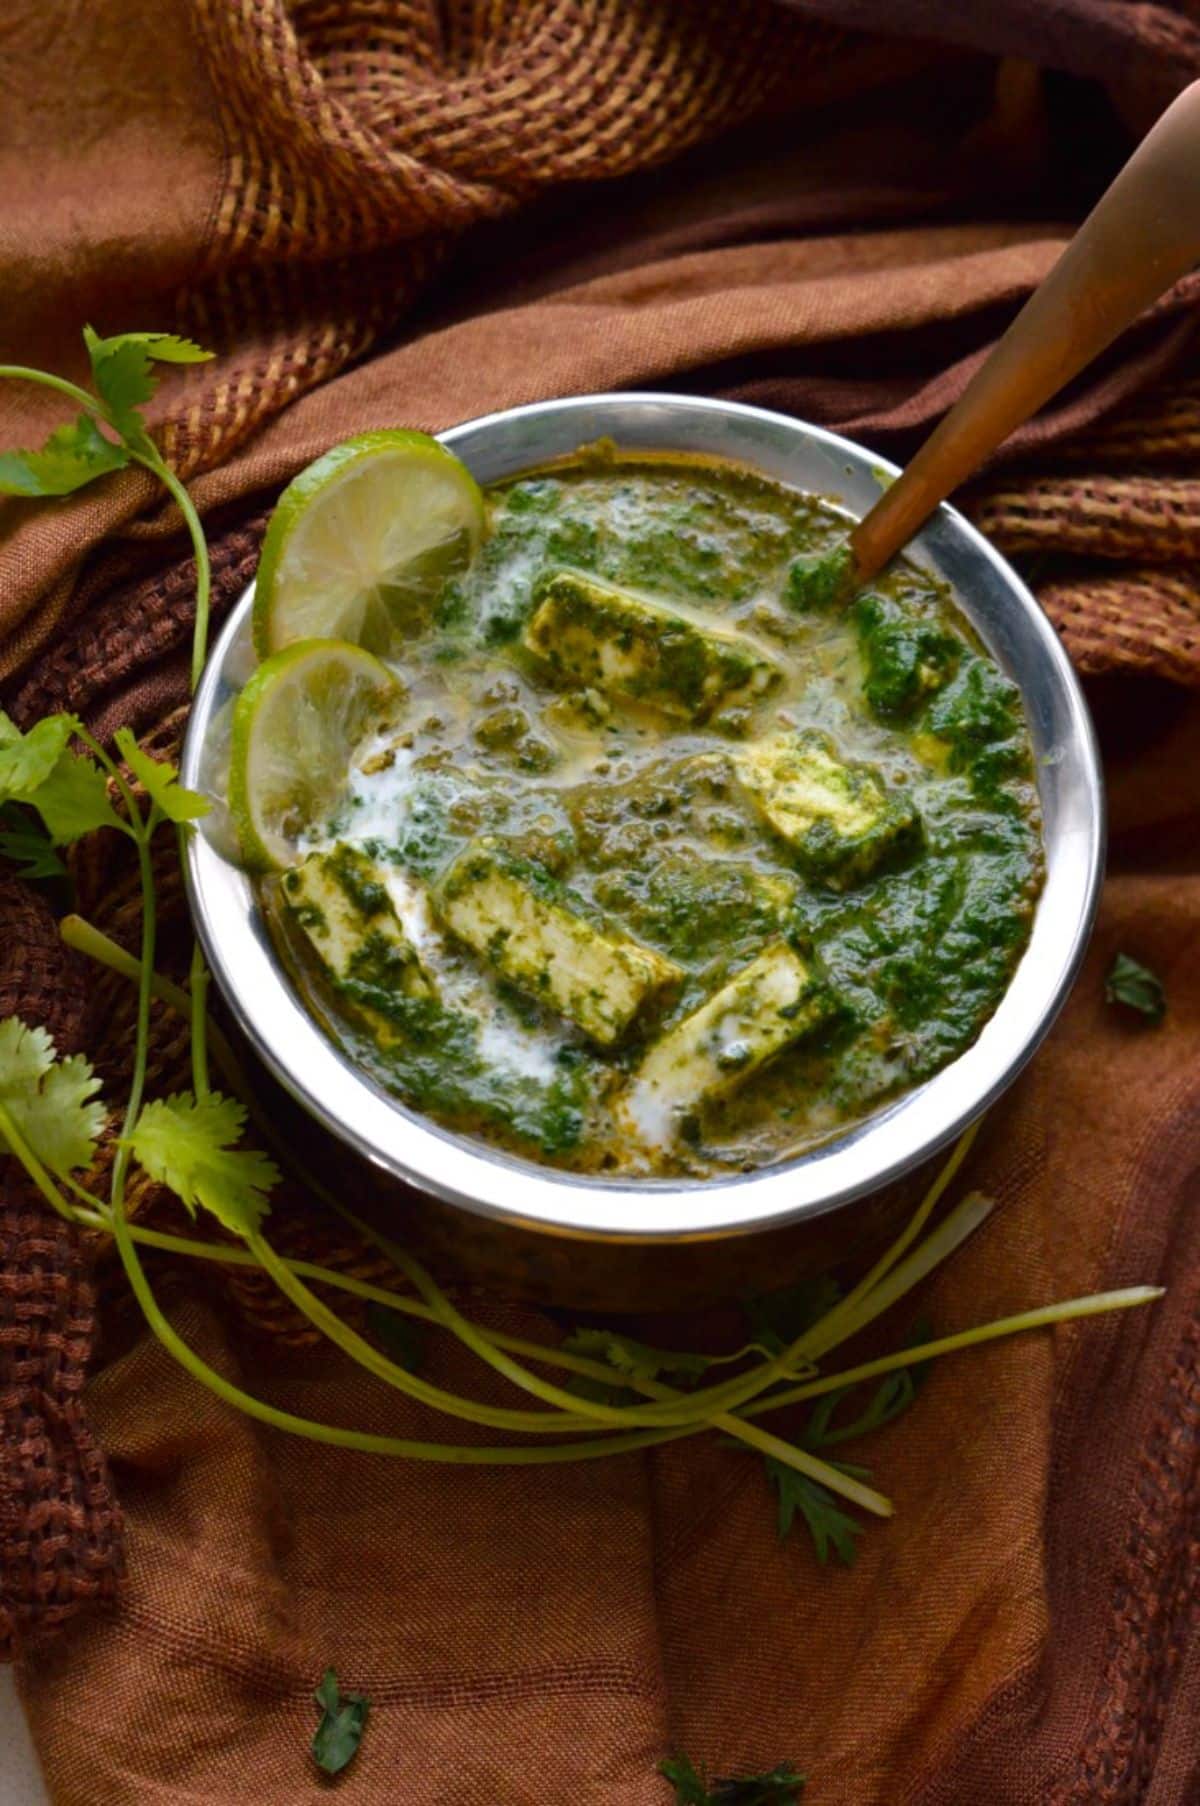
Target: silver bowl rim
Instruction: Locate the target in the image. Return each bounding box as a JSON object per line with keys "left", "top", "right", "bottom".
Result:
{"left": 181, "top": 392, "right": 1105, "bottom": 1244}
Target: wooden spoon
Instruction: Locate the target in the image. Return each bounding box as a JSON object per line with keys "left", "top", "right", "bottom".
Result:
{"left": 850, "top": 78, "right": 1200, "bottom": 584}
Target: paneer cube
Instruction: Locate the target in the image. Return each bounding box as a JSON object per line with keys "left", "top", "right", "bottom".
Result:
{"left": 523, "top": 569, "right": 781, "bottom": 723}
{"left": 737, "top": 730, "right": 920, "bottom": 889}
{"left": 620, "top": 941, "right": 835, "bottom": 1145}
{"left": 279, "top": 844, "right": 435, "bottom": 1011}
{"left": 434, "top": 839, "right": 681, "bottom": 1045}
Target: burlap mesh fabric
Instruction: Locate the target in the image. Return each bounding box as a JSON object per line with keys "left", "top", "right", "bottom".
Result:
{"left": 0, "top": 881, "right": 122, "bottom": 1655}
{"left": 144, "top": 0, "right": 849, "bottom": 479}
{"left": 1, "top": 0, "right": 1200, "bottom": 1797}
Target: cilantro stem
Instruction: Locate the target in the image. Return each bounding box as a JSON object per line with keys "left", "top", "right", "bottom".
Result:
{"left": 249, "top": 1218, "right": 887, "bottom": 1506}
{"left": 800, "top": 1191, "right": 996, "bottom": 1368}
{"left": 711, "top": 1411, "right": 892, "bottom": 1516}
{"left": 115, "top": 834, "right": 157, "bottom": 1157}
{"left": 58, "top": 1207, "right": 713, "bottom": 1393}
{"left": 0, "top": 366, "right": 107, "bottom": 421}
{"left": 332, "top": 1209, "right": 890, "bottom": 1508}
{"left": 71, "top": 720, "right": 144, "bottom": 831}
{"left": 0, "top": 1099, "right": 88, "bottom": 1226}
{"left": 77, "top": 1277, "right": 1158, "bottom": 1468}
{"left": 743, "top": 1287, "right": 1165, "bottom": 1418}
{"left": 246, "top": 1230, "right": 622, "bottom": 1435}
{"left": 129, "top": 453, "right": 214, "bottom": 1092}
{"left": 0, "top": 366, "right": 213, "bottom": 691}
{"left": 0, "top": 1112, "right": 1164, "bottom": 1478}
{"left": 132, "top": 447, "right": 211, "bottom": 691}
{"left": 333, "top": 1129, "right": 983, "bottom": 1437}
{"left": 800, "top": 1121, "right": 982, "bottom": 1362}
{"left": 339, "top": 1209, "right": 687, "bottom": 1426}
{"left": 100, "top": 1231, "right": 696, "bottom": 1463}
{"left": 61, "top": 913, "right": 188, "bottom": 1007}
{"left": 60, "top": 911, "right": 263, "bottom": 1154}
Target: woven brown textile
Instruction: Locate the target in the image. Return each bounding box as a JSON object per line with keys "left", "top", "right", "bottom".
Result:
{"left": 0, "top": 879, "right": 123, "bottom": 1654}
{"left": 964, "top": 463, "right": 1200, "bottom": 685}
{"left": 1, "top": 0, "right": 1199, "bottom": 1799}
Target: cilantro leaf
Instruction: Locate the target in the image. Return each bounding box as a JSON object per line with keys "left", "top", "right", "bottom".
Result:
{"left": 1105, "top": 952, "right": 1166, "bottom": 1024}
{"left": 661, "top": 1755, "right": 711, "bottom": 1804}
{"left": 0, "top": 806, "right": 68, "bottom": 880}
{"left": 126, "top": 1092, "right": 280, "bottom": 1237}
{"left": 83, "top": 327, "right": 212, "bottom": 453}
{"left": 0, "top": 1017, "right": 105, "bottom": 1175}
{"left": 0, "top": 713, "right": 123, "bottom": 844}
{"left": 114, "top": 728, "right": 209, "bottom": 823}
{"left": 752, "top": 1326, "right": 928, "bottom": 1565}
{"left": 743, "top": 1274, "right": 842, "bottom": 1356}
{"left": 660, "top": 1753, "right": 806, "bottom": 1803}
{"left": 709, "top": 1766, "right": 806, "bottom": 1804}
{"left": 766, "top": 1459, "right": 864, "bottom": 1567}
{"left": 562, "top": 1327, "right": 711, "bottom": 1405}
{"left": 0, "top": 413, "right": 129, "bottom": 498}
{"left": 83, "top": 328, "right": 213, "bottom": 368}
{"left": 32, "top": 748, "right": 123, "bottom": 843}
{"left": 0, "top": 713, "right": 73, "bottom": 796}
{"left": 804, "top": 1363, "right": 924, "bottom": 1450}
{"left": 85, "top": 339, "right": 155, "bottom": 450}
{"left": 312, "top": 1668, "right": 369, "bottom": 1777}
{"left": 365, "top": 1302, "right": 424, "bottom": 1372}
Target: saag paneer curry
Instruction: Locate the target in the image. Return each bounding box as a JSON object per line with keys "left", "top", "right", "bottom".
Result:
{"left": 266, "top": 447, "right": 1044, "bottom": 1178}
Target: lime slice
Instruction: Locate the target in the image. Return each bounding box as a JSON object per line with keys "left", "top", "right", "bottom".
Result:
{"left": 253, "top": 430, "right": 485, "bottom": 657}
{"left": 229, "top": 639, "right": 401, "bottom": 870}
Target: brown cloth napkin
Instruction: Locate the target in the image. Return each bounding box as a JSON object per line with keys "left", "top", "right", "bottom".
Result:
{"left": 2, "top": 2, "right": 1199, "bottom": 1801}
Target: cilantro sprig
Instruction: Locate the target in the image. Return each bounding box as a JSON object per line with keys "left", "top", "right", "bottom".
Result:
{"left": 0, "top": 337, "right": 1169, "bottom": 1794}
{"left": 0, "top": 328, "right": 213, "bottom": 687}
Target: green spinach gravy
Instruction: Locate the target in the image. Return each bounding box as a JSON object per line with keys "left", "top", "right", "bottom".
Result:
{"left": 270, "top": 448, "right": 1044, "bottom": 1178}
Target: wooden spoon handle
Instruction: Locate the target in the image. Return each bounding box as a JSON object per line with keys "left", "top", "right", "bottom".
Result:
{"left": 850, "top": 79, "right": 1200, "bottom": 583}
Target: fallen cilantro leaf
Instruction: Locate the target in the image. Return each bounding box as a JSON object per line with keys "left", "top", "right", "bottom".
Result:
{"left": 0, "top": 1017, "right": 104, "bottom": 1175}
{"left": 366, "top": 1302, "right": 424, "bottom": 1372}
{"left": 0, "top": 806, "right": 68, "bottom": 880}
{"left": 1105, "top": 952, "right": 1166, "bottom": 1024}
{"left": 312, "top": 1667, "right": 369, "bottom": 1777}
{"left": 766, "top": 1459, "right": 864, "bottom": 1567}
{"left": 562, "top": 1327, "right": 712, "bottom": 1405}
{"left": 114, "top": 728, "right": 209, "bottom": 823}
{"left": 126, "top": 1092, "right": 280, "bottom": 1237}
{"left": 660, "top": 1752, "right": 806, "bottom": 1803}
{"left": 0, "top": 413, "right": 129, "bottom": 499}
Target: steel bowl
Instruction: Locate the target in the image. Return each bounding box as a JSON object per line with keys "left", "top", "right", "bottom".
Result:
{"left": 181, "top": 394, "right": 1103, "bottom": 1301}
